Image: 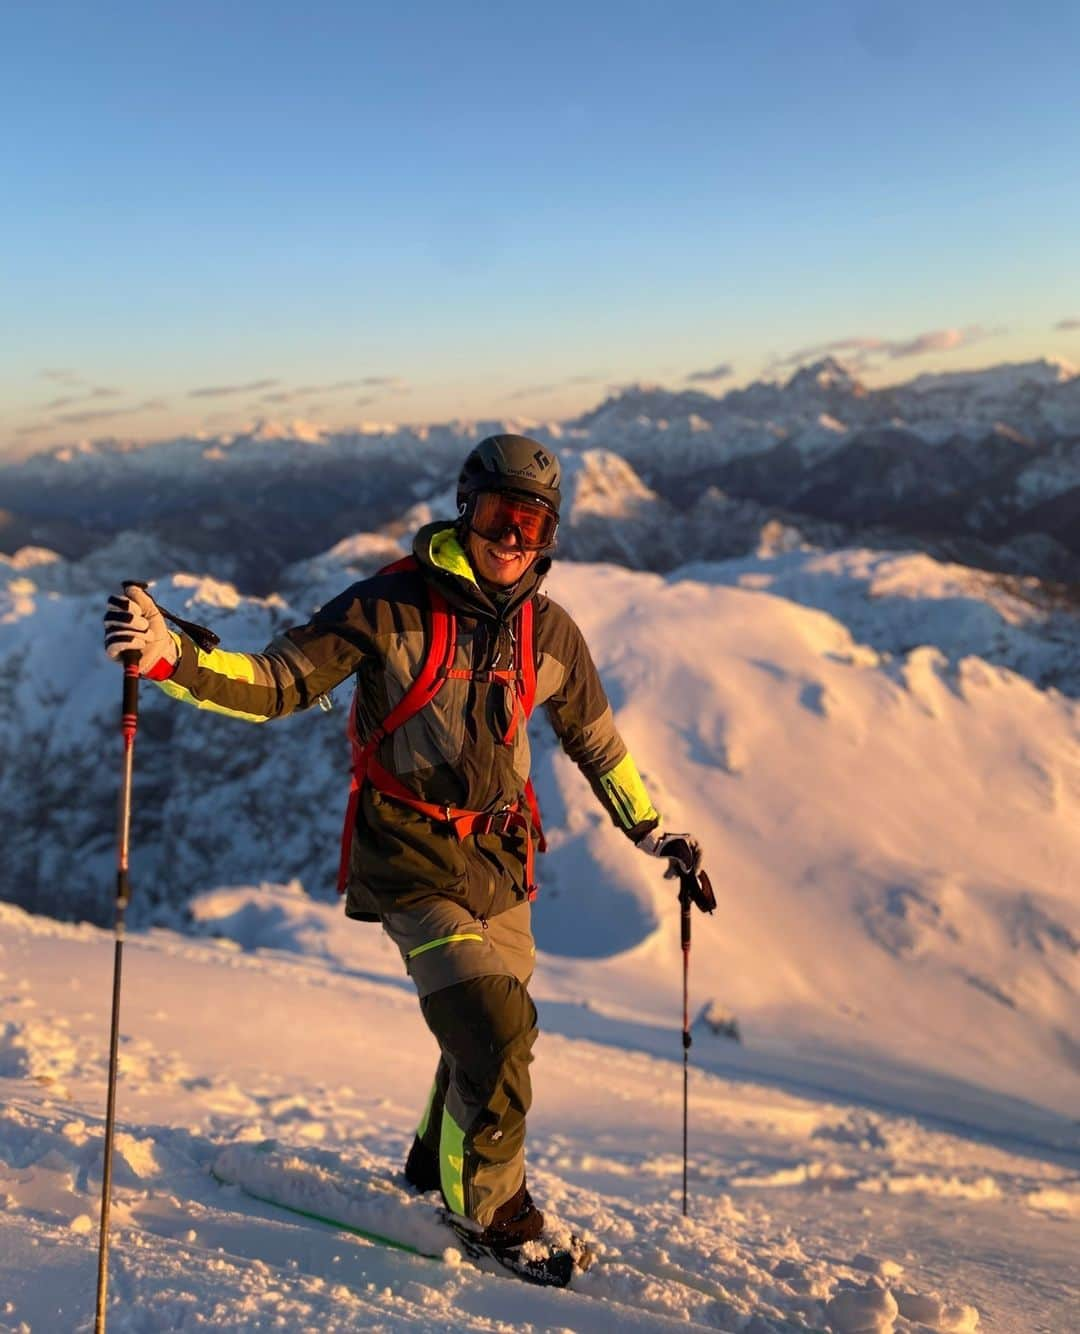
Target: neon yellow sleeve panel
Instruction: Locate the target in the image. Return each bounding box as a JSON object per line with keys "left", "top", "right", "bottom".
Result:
{"left": 153, "top": 641, "right": 269, "bottom": 722}
{"left": 154, "top": 676, "right": 270, "bottom": 723}
{"left": 599, "top": 752, "right": 660, "bottom": 830}
{"left": 194, "top": 645, "right": 260, "bottom": 683}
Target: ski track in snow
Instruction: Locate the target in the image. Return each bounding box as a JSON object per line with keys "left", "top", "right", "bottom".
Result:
{"left": 2, "top": 898, "right": 1078, "bottom": 1332}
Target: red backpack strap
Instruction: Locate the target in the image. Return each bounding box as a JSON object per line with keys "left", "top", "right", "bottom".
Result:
{"left": 517, "top": 600, "right": 545, "bottom": 853}
{"left": 338, "top": 563, "right": 455, "bottom": 894}
{"left": 518, "top": 597, "right": 537, "bottom": 718}
{"left": 372, "top": 585, "right": 453, "bottom": 741}
{"left": 497, "top": 597, "right": 538, "bottom": 747}
{"left": 378, "top": 554, "right": 420, "bottom": 576}
{"left": 523, "top": 777, "right": 546, "bottom": 855}
{"left": 336, "top": 775, "right": 363, "bottom": 895}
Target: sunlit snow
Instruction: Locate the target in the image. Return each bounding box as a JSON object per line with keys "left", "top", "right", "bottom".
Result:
{"left": 1, "top": 528, "right": 1077, "bottom": 1331}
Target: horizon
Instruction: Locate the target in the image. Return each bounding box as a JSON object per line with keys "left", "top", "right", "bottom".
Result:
{"left": 4, "top": 348, "right": 1078, "bottom": 467}
{"left": 4, "top": 2, "right": 1080, "bottom": 457}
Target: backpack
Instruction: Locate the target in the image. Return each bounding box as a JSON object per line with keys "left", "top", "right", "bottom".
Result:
{"left": 337, "top": 556, "right": 546, "bottom": 898}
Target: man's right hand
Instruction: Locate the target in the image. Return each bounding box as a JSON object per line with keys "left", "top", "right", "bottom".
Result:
{"left": 103, "top": 584, "right": 179, "bottom": 680}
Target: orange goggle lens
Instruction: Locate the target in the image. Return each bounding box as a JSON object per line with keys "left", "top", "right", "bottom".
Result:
{"left": 470, "top": 492, "right": 558, "bottom": 550}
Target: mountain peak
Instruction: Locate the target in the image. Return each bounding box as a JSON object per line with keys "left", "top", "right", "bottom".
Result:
{"left": 784, "top": 356, "right": 865, "bottom": 395}
{"left": 235, "top": 419, "right": 328, "bottom": 444}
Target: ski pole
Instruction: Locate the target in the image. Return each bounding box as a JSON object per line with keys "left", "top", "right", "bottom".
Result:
{"left": 679, "top": 873, "right": 692, "bottom": 1217}
{"left": 673, "top": 862, "right": 714, "bottom": 1218}
{"left": 95, "top": 644, "right": 141, "bottom": 1334}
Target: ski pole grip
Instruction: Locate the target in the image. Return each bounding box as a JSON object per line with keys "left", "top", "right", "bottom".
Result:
{"left": 120, "top": 578, "right": 150, "bottom": 704}
{"left": 120, "top": 650, "right": 140, "bottom": 712}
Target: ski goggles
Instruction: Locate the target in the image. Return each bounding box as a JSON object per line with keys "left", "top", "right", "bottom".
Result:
{"left": 468, "top": 491, "right": 559, "bottom": 550}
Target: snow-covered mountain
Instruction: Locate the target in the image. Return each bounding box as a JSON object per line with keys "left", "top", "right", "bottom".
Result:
{"left": 5, "top": 529, "right": 1078, "bottom": 919}
{"left": 2, "top": 524, "right": 1079, "bottom": 1330}
{"left": 2, "top": 530, "right": 1077, "bottom": 1093}
{"left": 4, "top": 357, "right": 1079, "bottom": 588}
{"left": 3, "top": 481, "right": 1079, "bottom": 1329}
{"left": 575, "top": 355, "right": 1080, "bottom": 456}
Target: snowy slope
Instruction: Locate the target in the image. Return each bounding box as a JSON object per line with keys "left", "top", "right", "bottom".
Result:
{"left": 1, "top": 544, "right": 1078, "bottom": 1117}
{"left": 3, "top": 890, "right": 1077, "bottom": 1332}
{"left": 1, "top": 533, "right": 1078, "bottom": 1330}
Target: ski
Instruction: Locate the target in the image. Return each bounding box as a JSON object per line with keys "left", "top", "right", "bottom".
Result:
{"left": 210, "top": 1142, "right": 591, "bottom": 1288}
{"left": 209, "top": 1161, "right": 441, "bottom": 1260}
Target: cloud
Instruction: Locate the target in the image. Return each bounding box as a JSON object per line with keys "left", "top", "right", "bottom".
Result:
{"left": 504, "top": 373, "right": 607, "bottom": 401}
{"left": 771, "top": 326, "right": 995, "bottom": 372}
{"left": 887, "top": 327, "right": 986, "bottom": 358}
{"left": 188, "top": 378, "right": 280, "bottom": 399}
{"left": 1055, "top": 317, "right": 1080, "bottom": 331}
{"left": 43, "top": 387, "right": 122, "bottom": 410}
{"left": 685, "top": 362, "right": 734, "bottom": 384}
{"left": 260, "top": 379, "right": 366, "bottom": 404}
{"left": 770, "top": 337, "right": 887, "bottom": 370}
{"left": 38, "top": 368, "right": 81, "bottom": 385}
{"left": 53, "top": 398, "right": 167, "bottom": 426}
{"left": 263, "top": 376, "right": 410, "bottom": 405}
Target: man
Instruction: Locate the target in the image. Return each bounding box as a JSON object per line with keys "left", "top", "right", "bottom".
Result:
{"left": 104, "top": 433, "right": 707, "bottom": 1285}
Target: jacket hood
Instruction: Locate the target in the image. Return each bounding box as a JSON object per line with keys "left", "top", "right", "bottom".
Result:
{"left": 412, "top": 520, "right": 551, "bottom": 619}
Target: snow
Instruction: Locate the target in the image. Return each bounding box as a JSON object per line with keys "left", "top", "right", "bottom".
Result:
{"left": 905, "top": 359, "right": 1076, "bottom": 398}
{"left": 2, "top": 882, "right": 1077, "bottom": 1330}
{"left": 1, "top": 536, "right": 1078, "bottom": 1329}
{"left": 675, "top": 547, "right": 1080, "bottom": 693}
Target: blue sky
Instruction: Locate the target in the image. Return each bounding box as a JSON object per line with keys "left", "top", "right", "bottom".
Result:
{"left": 3, "top": 1, "right": 1079, "bottom": 454}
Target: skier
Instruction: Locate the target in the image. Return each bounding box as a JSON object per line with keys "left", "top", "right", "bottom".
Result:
{"left": 103, "top": 434, "right": 708, "bottom": 1284}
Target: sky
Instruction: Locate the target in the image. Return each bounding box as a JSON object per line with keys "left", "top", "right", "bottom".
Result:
{"left": 2, "top": 0, "right": 1080, "bottom": 457}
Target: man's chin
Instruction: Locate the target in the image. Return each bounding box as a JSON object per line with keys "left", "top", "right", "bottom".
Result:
{"left": 481, "top": 553, "right": 528, "bottom": 583}
{"left": 483, "top": 567, "right": 521, "bottom": 586}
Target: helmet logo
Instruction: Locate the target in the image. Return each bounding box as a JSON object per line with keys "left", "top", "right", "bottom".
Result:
{"left": 500, "top": 447, "right": 552, "bottom": 480}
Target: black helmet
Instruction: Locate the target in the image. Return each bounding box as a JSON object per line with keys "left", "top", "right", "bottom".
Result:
{"left": 457, "top": 434, "right": 561, "bottom": 516}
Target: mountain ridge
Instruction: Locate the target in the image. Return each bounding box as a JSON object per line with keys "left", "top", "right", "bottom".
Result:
{"left": 3, "top": 356, "right": 1079, "bottom": 590}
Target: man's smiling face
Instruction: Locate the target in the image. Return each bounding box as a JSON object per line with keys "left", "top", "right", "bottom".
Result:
{"left": 465, "top": 526, "right": 540, "bottom": 586}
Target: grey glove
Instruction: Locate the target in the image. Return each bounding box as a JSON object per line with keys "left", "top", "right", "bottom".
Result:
{"left": 103, "top": 584, "right": 178, "bottom": 679}
{"left": 635, "top": 827, "right": 703, "bottom": 879}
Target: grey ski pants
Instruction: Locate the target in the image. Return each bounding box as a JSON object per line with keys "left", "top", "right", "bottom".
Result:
{"left": 380, "top": 899, "right": 537, "bottom": 1227}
